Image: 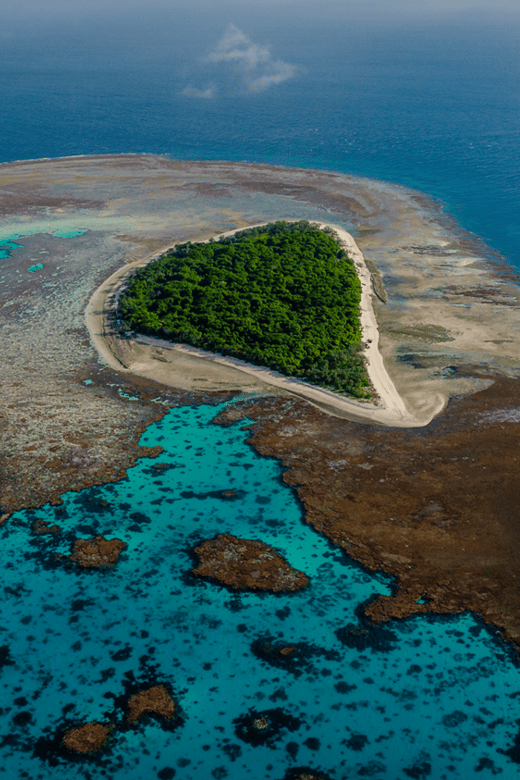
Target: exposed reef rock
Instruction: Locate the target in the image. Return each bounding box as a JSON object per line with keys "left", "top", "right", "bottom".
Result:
{"left": 50, "top": 684, "right": 178, "bottom": 762}
{"left": 216, "top": 383, "right": 520, "bottom": 646}
{"left": 62, "top": 722, "right": 112, "bottom": 754}
{"left": 192, "top": 533, "right": 309, "bottom": 592}
{"left": 137, "top": 445, "right": 165, "bottom": 460}
{"left": 66, "top": 536, "right": 127, "bottom": 568}
{"left": 127, "top": 685, "right": 176, "bottom": 725}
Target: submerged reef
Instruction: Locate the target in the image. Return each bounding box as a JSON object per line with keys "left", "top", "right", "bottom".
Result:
{"left": 251, "top": 635, "right": 340, "bottom": 677}
{"left": 335, "top": 620, "right": 398, "bottom": 653}
{"left": 191, "top": 533, "right": 309, "bottom": 592}
{"left": 62, "top": 722, "right": 113, "bottom": 755}
{"left": 31, "top": 518, "right": 61, "bottom": 535}
{"left": 234, "top": 707, "right": 303, "bottom": 747}
{"left": 64, "top": 535, "right": 127, "bottom": 568}
{"left": 282, "top": 770, "right": 333, "bottom": 780}
{"left": 500, "top": 721, "right": 520, "bottom": 764}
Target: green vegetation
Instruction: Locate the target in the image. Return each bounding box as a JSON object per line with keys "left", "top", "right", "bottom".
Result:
{"left": 118, "top": 221, "right": 371, "bottom": 397}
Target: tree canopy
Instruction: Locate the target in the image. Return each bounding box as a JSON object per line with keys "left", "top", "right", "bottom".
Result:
{"left": 117, "top": 221, "right": 371, "bottom": 397}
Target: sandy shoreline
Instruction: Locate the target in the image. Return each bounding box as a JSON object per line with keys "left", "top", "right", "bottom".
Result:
{"left": 86, "top": 221, "right": 445, "bottom": 427}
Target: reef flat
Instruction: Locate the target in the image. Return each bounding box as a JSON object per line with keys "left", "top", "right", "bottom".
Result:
{"left": 2, "top": 154, "right": 520, "bottom": 650}
{"left": 217, "top": 383, "right": 520, "bottom": 646}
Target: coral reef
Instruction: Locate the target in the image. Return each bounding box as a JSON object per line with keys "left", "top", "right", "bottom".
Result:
{"left": 217, "top": 382, "right": 520, "bottom": 646}
{"left": 62, "top": 722, "right": 112, "bottom": 754}
{"left": 65, "top": 536, "right": 127, "bottom": 568}
{"left": 32, "top": 518, "right": 61, "bottom": 535}
{"left": 282, "top": 771, "right": 332, "bottom": 780}
{"left": 192, "top": 533, "right": 308, "bottom": 592}
{"left": 234, "top": 707, "right": 302, "bottom": 747}
{"left": 251, "top": 635, "right": 340, "bottom": 677}
{"left": 127, "top": 685, "right": 176, "bottom": 725}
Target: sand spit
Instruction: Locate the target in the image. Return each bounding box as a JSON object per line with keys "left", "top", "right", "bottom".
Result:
{"left": 86, "top": 222, "right": 444, "bottom": 427}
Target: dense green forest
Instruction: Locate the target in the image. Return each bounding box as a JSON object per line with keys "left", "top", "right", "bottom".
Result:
{"left": 117, "top": 221, "right": 371, "bottom": 397}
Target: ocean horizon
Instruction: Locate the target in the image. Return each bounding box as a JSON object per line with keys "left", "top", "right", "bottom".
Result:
{"left": 1, "top": 9, "right": 520, "bottom": 269}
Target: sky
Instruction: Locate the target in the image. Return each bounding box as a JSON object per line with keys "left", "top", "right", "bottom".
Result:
{"left": 3, "top": 0, "right": 520, "bottom": 26}
{"left": 3, "top": 0, "right": 519, "bottom": 54}
{"left": 2, "top": 0, "right": 518, "bottom": 103}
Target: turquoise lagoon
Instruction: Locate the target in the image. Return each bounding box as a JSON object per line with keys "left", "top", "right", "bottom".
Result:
{"left": 0, "top": 229, "right": 86, "bottom": 252}
{"left": 0, "top": 239, "right": 24, "bottom": 260}
{"left": 1, "top": 402, "right": 520, "bottom": 779}
{"left": 0, "top": 229, "right": 87, "bottom": 281}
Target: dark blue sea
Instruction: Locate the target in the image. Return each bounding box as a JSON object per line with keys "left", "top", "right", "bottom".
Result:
{"left": 2, "top": 8, "right": 520, "bottom": 779}
{"left": 1, "top": 9, "right": 519, "bottom": 268}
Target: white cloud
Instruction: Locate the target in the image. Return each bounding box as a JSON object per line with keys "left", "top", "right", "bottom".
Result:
{"left": 183, "top": 23, "right": 298, "bottom": 98}
{"left": 182, "top": 83, "right": 216, "bottom": 99}
{"left": 248, "top": 60, "right": 298, "bottom": 93}
{"left": 206, "top": 24, "right": 270, "bottom": 69}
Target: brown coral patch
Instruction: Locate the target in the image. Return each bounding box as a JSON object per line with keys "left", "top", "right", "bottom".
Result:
{"left": 127, "top": 684, "right": 176, "bottom": 725}
{"left": 215, "top": 375, "right": 520, "bottom": 648}
{"left": 192, "top": 533, "right": 309, "bottom": 592}
{"left": 66, "top": 536, "right": 127, "bottom": 568}
{"left": 62, "top": 721, "right": 112, "bottom": 754}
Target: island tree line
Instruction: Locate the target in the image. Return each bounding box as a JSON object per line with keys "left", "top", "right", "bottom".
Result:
{"left": 117, "top": 221, "right": 371, "bottom": 398}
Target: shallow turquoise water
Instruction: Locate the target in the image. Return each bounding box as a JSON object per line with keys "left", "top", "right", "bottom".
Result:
{"left": 1, "top": 229, "right": 86, "bottom": 244}
{"left": 0, "top": 229, "right": 86, "bottom": 265}
{"left": 1, "top": 402, "right": 519, "bottom": 779}
{"left": 0, "top": 229, "right": 87, "bottom": 283}
{"left": 0, "top": 238, "right": 24, "bottom": 260}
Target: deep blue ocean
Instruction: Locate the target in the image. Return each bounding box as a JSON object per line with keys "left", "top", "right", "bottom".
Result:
{"left": 2, "top": 8, "right": 520, "bottom": 779}
{"left": 1, "top": 10, "right": 519, "bottom": 268}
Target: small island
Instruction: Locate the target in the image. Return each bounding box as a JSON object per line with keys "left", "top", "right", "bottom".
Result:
{"left": 191, "top": 533, "right": 309, "bottom": 591}
{"left": 117, "top": 220, "right": 370, "bottom": 398}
